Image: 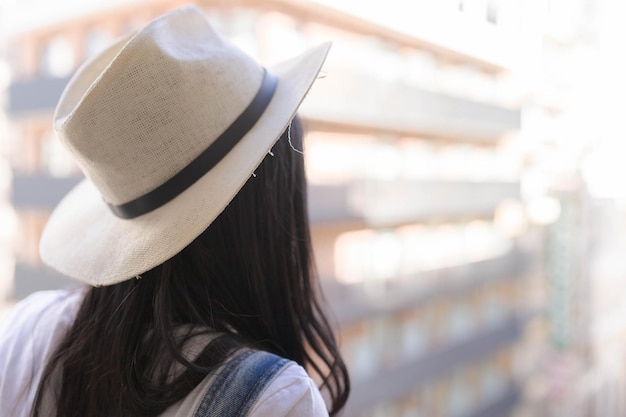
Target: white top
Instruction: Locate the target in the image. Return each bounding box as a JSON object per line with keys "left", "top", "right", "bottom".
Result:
{"left": 0, "top": 290, "right": 329, "bottom": 417}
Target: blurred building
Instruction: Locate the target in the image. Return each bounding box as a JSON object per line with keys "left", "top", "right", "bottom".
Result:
{"left": 519, "top": 1, "right": 626, "bottom": 416}
{"left": 1, "top": 0, "right": 611, "bottom": 416}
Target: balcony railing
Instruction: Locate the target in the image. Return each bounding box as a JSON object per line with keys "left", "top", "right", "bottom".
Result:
{"left": 300, "top": 69, "right": 520, "bottom": 143}
{"left": 8, "top": 75, "right": 72, "bottom": 116}
{"left": 324, "top": 248, "right": 528, "bottom": 325}
{"left": 308, "top": 180, "right": 520, "bottom": 226}
{"left": 343, "top": 315, "right": 522, "bottom": 417}
{"left": 11, "top": 174, "right": 82, "bottom": 209}
{"left": 13, "top": 262, "right": 77, "bottom": 299}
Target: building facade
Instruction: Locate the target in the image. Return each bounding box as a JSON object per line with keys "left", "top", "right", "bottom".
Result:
{"left": 0, "top": 0, "right": 570, "bottom": 416}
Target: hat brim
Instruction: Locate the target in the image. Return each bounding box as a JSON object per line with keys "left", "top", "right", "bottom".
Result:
{"left": 39, "top": 42, "right": 331, "bottom": 286}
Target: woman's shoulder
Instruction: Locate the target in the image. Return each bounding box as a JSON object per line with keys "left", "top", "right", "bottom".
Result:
{"left": 163, "top": 350, "right": 329, "bottom": 417}
{"left": 249, "top": 360, "right": 329, "bottom": 417}
{"left": 0, "top": 289, "right": 83, "bottom": 344}
{"left": 0, "top": 288, "right": 84, "bottom": 369}
{"left": 0, "top": 290, "right": 82, "bottom": 375}
{"left": 201, "top": 349, "right": 329, "bottom": 417}
{"left": 0, "top": 289, "right": 84, "bottom": 417}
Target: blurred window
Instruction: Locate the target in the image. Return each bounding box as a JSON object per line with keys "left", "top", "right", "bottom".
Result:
{"left": 40, "top": 36, "right": 75, "bottom": 78}
{"left": 84, "top": 29, "right": 112, "bottom": 59}
{"left": 487, "top": 0, "right": 499, "bottom": 24}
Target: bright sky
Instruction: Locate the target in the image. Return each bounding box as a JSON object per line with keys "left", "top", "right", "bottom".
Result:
{"left": 0, "top": 0, "right": 133, "bottom": 36}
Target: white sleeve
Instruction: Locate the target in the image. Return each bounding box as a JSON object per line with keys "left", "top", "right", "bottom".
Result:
{"left": 0, "top": 289, "right": 82, "bottom": 417}
{"left": 248, "top": 363, "right": 330, "bottom": 417}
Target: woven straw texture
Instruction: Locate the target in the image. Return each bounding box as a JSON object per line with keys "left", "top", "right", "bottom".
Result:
{"left": 40, "top": 5, "right": 330, "bottom": 286}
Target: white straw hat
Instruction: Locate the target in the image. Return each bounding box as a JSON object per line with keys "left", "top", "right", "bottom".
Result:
{"left": 39, "top": 5, "right": 331, "bottom": 286}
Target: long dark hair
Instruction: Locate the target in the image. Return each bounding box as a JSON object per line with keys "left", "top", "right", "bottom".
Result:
{"left": 31, "top": 116, "right": 350, "bottom": 417}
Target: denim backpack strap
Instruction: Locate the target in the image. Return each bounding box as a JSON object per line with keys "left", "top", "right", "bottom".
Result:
{"left": 193, "top": 350, "right": 290, "bottom": 417}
